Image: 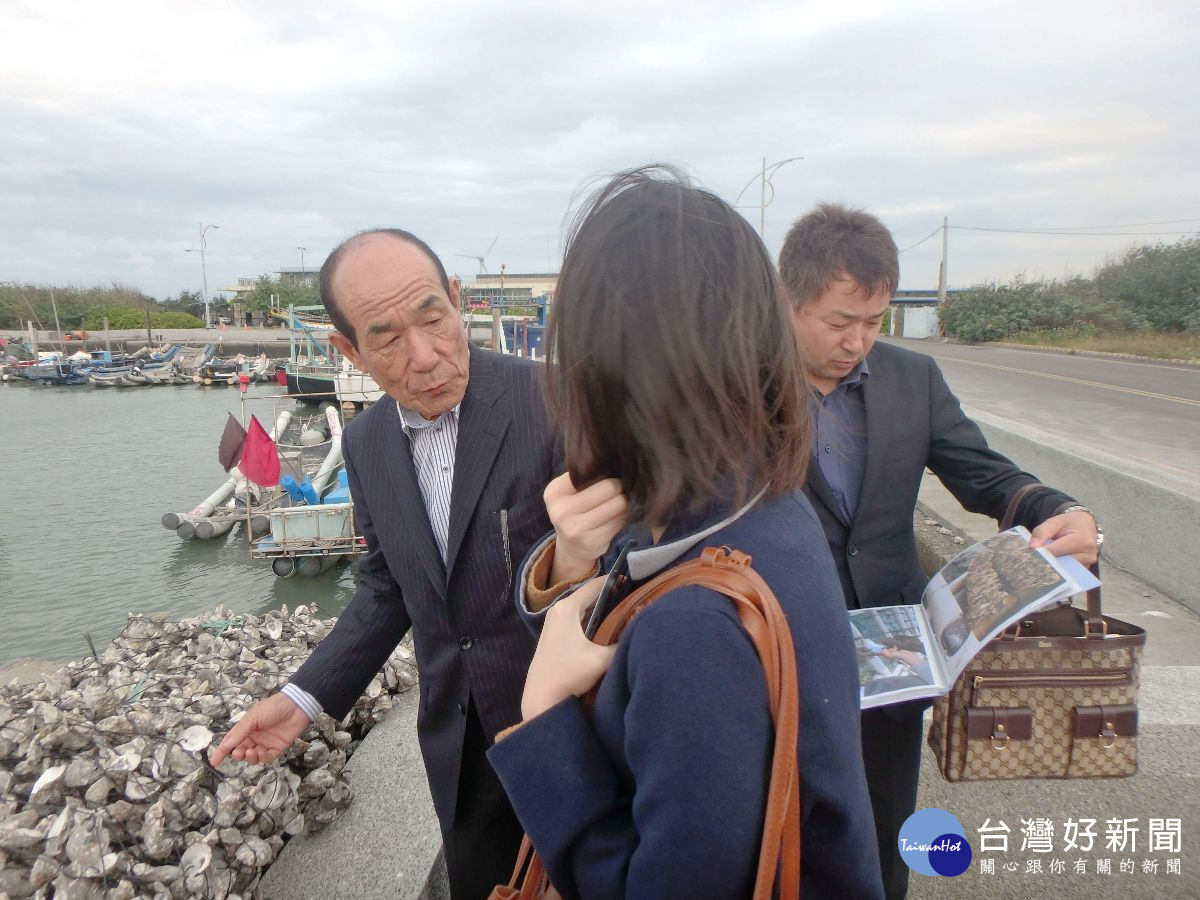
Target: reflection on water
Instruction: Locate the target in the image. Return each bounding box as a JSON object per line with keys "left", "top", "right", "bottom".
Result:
{"left": 0, "top": 381, "right": 355, "bottom": 666}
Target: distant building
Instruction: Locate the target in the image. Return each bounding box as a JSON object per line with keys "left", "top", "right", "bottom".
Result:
{"left": 887, "top": 288, "right": 966, "bottom": 339}
{"left": 219, "top": 277, "right": 258, "bottom": 298}
{"left": 463, "top": 272, "right": 557, "bottom": 310}
{"left": 220, "top": 267, "right": 322, "bottom": 297}
{"left": 278, "top": 267, "right": 320, "bottom": 287}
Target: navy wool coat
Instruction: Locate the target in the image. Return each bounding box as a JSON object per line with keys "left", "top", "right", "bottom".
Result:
{"left": 291, "top": 345, "right": 557, "bottom": 829}
{"left": 489, "top": 493, "right": 884, "bottom": 899}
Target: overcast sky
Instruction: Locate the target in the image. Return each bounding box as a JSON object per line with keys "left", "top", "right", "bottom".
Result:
{"left": 2, "top": 0, "right": 1197, "bottom": 301}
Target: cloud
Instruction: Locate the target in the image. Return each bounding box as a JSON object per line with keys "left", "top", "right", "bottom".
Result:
{"left": 0, "top": 0, "right": 1196, "bottom": 297}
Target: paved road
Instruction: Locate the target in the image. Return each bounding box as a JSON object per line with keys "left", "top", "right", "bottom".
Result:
{"left": 884, "top": 338, "right": 1200, "bottom": 484}
{"left": 909, "top": 482, "right": 1200, "bottom": 899}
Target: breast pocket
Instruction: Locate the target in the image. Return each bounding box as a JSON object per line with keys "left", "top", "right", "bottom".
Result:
{"left": 493, "top": 501, "right": 551, "bottom": 602}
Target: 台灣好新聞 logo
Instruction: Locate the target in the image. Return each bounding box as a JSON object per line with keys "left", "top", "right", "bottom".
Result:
{"left": 898, "top": 807, "right": 973, "bottom": 877}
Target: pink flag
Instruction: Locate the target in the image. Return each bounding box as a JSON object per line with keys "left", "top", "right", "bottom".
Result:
{"left": 238, "top": 415, "right": 281, "bottom": 486}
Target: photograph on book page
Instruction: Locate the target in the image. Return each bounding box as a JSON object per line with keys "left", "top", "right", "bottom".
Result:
{"left": 849, "top": 605, "right": 942, "bottom": 707}
{"left": 922, "top": 526, "right": 1100, "bottom": 683}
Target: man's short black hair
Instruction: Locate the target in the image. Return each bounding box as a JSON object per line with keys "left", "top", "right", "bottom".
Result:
{"left": 778, "top": 203, "right": 899, "bottom": 308}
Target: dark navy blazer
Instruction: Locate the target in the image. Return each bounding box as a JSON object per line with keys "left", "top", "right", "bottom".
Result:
{"left": 291, "top": 345, "right": 556, "bottom": 829}
{"left": 806, "top": 340, "right": 1073, "bottom": 613}
{"left": 489, "top": 493, "right": 884, "bottom": 899}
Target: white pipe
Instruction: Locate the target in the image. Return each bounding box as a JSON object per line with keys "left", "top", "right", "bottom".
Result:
{"left": 296, "top": 555, "right": 341, "bottom": 578}
{"left": 309, "top": 417, "right": 344, "bottom": 498}
{"left": 195, "top": 515, "right": 238, "bottom": 540}
{"left": 325, "top": 405, "right": 342, "bottom": 439}
{"left": 309, "top": 439, "right": 343, "bottom": 499}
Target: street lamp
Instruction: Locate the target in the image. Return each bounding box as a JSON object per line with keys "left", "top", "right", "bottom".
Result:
{"left": 732, "top": 156, "right": 804, "bottom": 237}
{"left": 297, "top": 246, "right": 308, "bottom": 275}
{"left": 185, "top": 222, "right": 219, "bottom": 326}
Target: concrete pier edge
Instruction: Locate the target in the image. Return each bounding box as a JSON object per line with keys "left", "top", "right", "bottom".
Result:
{"left": 262, "top": 494, "right": 1200, "bottom": 898}
{"left": 963, "top": 404, "right": 1200, "bottom": 615}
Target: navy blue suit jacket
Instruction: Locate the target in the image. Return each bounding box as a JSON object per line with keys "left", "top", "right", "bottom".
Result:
{"left": 489, "top": 494, "right": 884, "bottom": 898}
{"left": 805, "top": 340, "right": 1073, "bottom": 613}
{"left": 291, "top": 345, "right": 556, "bottom": 829}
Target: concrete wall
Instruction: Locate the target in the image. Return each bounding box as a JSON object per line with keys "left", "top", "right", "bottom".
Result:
{"left": 966, "top": 405, "right": 1200, "bottom": 615}
{"left": 259, "top": 687, "right": 449, "bottom": 900}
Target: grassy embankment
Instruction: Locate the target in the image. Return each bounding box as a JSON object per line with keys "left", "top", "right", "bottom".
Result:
{"left": 1001, "top": 329, "right": 1200, "bottom": 361}
{"left": 940, "top": 236, "right": 1200, "bottom": 362}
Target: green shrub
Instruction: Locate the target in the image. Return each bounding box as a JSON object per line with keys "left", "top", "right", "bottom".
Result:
{"left": 1094, "top": 238, "right": 1200, "bottom": 332}
{"left": 82, "top": 306, "right": 204, "bottom": 330}
{"left": 941, "top": 277, "right": 1150, "bottom": 342}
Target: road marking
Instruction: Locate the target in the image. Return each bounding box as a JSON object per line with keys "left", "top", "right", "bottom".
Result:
{"left": 940, "top": 357, "right": 1200, "bottom": 407}
{"left": 987, "top": 344, "right": 1200, "bottom": 372}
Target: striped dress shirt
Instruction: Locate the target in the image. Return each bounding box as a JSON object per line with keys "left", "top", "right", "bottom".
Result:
{"left": 396, "top": 401, "right": 460, "bottom": 561}
{"left": 282, "top": 401, "right": 460, "bottom": 721}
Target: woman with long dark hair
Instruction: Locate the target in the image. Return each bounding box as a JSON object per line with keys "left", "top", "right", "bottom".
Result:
{"left": 487, "top": 166, "right": 883, "bottom": 898}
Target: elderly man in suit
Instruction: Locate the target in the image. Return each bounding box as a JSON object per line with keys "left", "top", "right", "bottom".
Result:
{"left": 211, "top": 229, "right": 557, "bottom": 899}
{"left": 778, "top": 203, "right": 1101, "bottom": 899}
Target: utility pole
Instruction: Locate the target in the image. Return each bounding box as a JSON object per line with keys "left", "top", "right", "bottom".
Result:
{"left": 186, "top": 222, "right": 219, "bottom": 326}
{"left": 759, "top": 157, "right": 767, "bottom": 237}
{"left": 937, "top": 216, "right": 949, "bottom": 305}
{"left": 492, "top": 265, "right": 505, "bottom": 353}
{"left": 298, "top": 246, "right": 307, "bottom": 274}
{"left": 50, "top": 288, "right": 63, "bottom": 351}
{"left": 732, "top": 156, "right": 803, "bottom": 238}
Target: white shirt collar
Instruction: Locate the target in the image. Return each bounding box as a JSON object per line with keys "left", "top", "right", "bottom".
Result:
{"left": 395, "top": 400, "right": 460, "bottom": 434}
{"left": 625, "top": 490, "right": 766, "bottom": 582}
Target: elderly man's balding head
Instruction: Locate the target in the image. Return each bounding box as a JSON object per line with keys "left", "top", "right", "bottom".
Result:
{"left": 323, "top": 230, "right": 469, "bottom": 419}
{"left": 319, "top": 229, "right": 451, "bottom": 347}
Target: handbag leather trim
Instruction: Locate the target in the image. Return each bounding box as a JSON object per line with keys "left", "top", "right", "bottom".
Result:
{"left": 980, "top": 630, "right": 1145, "bottom": 652}
{"left": 966, "top": 706, "right": 1034, "bottom": 741}
{"left": 1075, "top": 704, "right": 1138, "bottom": 738}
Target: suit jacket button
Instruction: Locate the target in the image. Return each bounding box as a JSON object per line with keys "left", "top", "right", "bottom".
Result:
{"left": 847, "top": 544, "right": 859, "bottom": 557}
{"left": 459, "top": 636, "right": 474, "bottom": 650}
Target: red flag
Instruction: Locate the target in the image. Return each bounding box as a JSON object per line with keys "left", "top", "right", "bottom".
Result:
{"left": 275, "top": 367, "right": 288, "bottom": 388}
{"left": 217, "top": 413, "right": 247, "bottom": 472}
{"left": 238, "top": 415, "right": 281, "bottom": 486}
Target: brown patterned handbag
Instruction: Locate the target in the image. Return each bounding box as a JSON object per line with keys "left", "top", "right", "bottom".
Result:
{"left": 928, "top": 486, "right": 1146, "bottom": 781}
{"left": 491, "top": 546, "right": 801, "bottom": 899}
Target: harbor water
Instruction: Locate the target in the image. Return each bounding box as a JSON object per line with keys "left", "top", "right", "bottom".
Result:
{"left": 0, "top": 379, "right": 357, "bottom": 667}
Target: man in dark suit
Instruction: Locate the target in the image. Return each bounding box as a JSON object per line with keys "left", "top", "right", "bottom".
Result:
{"left": 211, "top": 229, "right": 556, "bottom": 899}
{"left": 778, "top": 204, "right": 1102, "bottom": 899}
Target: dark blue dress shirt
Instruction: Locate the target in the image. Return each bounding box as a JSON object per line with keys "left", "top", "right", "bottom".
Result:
{"left": 811, "top": 358, "right": 869, "bottom": 523}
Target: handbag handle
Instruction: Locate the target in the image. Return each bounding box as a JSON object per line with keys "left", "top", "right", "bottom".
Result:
{"left": 591, "top": 546, "right": 801, "bottom": 900}
{"left": 999, "top": 481, "right": 1044, "bottom": 531}
{"left": 999, "top": 483, "right": 1105, "bottom": 638}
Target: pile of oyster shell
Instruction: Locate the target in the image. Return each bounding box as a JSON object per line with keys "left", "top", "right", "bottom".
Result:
{"left": 0, "top": 605, "right": 416, "bottom": 899}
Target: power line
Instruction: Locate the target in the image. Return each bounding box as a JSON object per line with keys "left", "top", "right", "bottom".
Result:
{"left": 1007, "top": 217, "right": 1200, "bottom": 230}
{"left": 898, "top": 218, "right": 1200, "bottom": 250}
{"left": 951, "top": 225, "right": 1200, "bottom": 237}
{"left": 898, "top": 227, "right": 943, "bottom": 254}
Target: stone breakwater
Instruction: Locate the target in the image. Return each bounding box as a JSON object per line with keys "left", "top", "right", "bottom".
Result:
{"left": 0, "top": 606, "right": 416, "bottom": 899}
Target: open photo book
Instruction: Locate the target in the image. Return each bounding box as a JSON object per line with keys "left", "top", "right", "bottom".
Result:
{"left": 849, "top": 526, "right": 1101, "bottom": 709}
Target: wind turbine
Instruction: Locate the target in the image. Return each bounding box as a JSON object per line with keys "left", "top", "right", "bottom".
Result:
{"left": 454, "top": 234, "right": 499, "bottom": 274}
